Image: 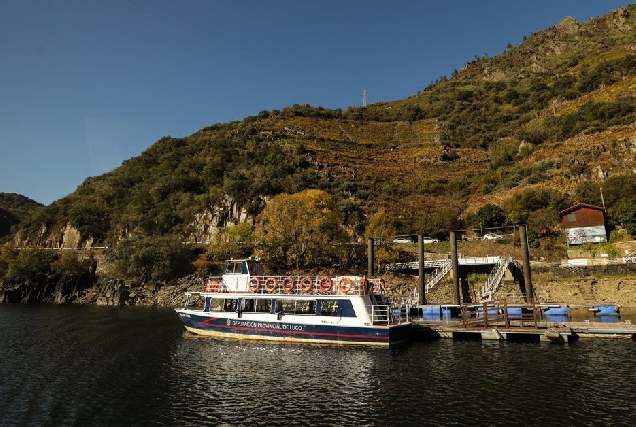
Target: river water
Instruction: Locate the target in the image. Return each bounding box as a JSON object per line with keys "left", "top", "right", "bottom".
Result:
{"left": 1, "top": 304, "right": 636, "bottom": 426}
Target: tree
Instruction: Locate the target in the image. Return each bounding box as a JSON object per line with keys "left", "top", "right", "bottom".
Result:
{"left": 0, "top": 247, "right": 17, "bottom": 279}
{"left": 192, "top": 253, "right": 216, "bottom": 276}
{"left": 207, "top": 222, "right": 254, "bottom": 261}
{"left": 365, "top": 209, "right": 396, "bottom": 242}
{"left": 602, "top": 175, "right": 636, "bottom": 210}
{"left": 106, "top": 235, "right": 195, "bottom": 282}
{"left": 68, "top": 199, "right": 111, "bottom": 240}
{"left": 611, "top": 198, "right": 636, "bottom": 236}
{"left": 5, "top": 249, "right": 58, "bottom": 280}
{"left": 255, "top": 189, "right": 346, "bottom": 269}
{"left": 503, "top": 188, "right": 567, "bottom": 225}
{"left": 573, "top": 181, "right": 603, "bottom": 206}
{"left": 52, "top": 251, "right": 90, "bottom": 276}
{"left": 475, "top": 204, "right": 506, "bottom": 228}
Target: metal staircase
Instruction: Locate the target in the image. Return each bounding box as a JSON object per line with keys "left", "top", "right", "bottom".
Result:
{"left": 479, "top": 256, "right": 512, "bottom": 302}
{"left": 425, "top": 259, "right": 452, "bottom": 293}
{"left": 411, "top": 260, "right": 452, "bottom": 303}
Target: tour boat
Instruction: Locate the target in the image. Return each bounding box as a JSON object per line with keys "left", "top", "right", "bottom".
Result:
{"left": 175, "top": 258, "right": 412, "bottom": 346}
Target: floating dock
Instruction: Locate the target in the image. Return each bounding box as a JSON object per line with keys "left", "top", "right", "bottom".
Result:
{"left": 413, "top": 302, "right": 636, "bottom": 343}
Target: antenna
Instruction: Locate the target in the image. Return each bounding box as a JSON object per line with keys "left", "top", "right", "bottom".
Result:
{"left": 362, "top": 89, "right": 368, "bottom": 107}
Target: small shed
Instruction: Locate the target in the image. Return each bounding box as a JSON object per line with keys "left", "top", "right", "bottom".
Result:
{"left": 560, "top": 203, "right": 607, "bottom": 245}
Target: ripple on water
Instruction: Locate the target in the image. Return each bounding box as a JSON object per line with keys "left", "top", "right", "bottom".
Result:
{"left": 2, "top": 306, "right": 636, "bottom": 426}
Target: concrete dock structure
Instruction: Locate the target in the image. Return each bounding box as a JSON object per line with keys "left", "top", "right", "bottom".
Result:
{"left": 413, "top": 301, "right": 636, "bottom": 342}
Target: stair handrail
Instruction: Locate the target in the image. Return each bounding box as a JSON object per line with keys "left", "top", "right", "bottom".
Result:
{"left": 425, "top": 259, "right": 452, "bottom": 293}
{"left": 479, "top": 256, "right": 512, "bottom": 301}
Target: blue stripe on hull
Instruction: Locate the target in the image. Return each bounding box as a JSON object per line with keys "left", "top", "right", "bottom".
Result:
{"left": 177, "top": 312, "right": 411, "bottom": 346}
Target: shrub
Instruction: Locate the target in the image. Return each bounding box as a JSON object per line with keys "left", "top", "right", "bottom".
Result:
{"left": 6, "top": 249, "right": 58, "bottom": 280}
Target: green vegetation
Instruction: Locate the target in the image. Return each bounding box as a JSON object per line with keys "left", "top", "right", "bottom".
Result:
{"left": 5, "top": 6, "right": 636, "bottom": 281}
{"left": 106, "top": 235, "right": 195, "bottom": 282}
{"left": 254, "top": 189, "right": 348, "bottom": 270}
{"left": 0, "top": 193, "right": 43, "bottom": 239}
{"left": 0, "top": 247, "right": 94, "bottom": 282}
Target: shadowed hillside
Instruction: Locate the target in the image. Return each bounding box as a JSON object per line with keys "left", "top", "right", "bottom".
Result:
{"left": 0, "top": 193, "right": 43, "bottom": 239}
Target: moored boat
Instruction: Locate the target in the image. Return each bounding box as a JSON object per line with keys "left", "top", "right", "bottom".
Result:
{"left": 175, "top": 258, "right": 412, "bottom": 346}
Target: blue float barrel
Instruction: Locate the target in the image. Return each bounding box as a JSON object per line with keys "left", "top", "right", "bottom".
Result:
{"left": 421, "top": 305, "right": 441, "bottom": 320}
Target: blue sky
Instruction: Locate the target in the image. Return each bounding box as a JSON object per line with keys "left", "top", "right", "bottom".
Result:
{"left": 0, "top": 0, "right": 629, "bottom": 205}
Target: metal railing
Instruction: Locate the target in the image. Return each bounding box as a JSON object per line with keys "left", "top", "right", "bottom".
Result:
{"left": 563, "top": 256, "right": 636, "bottom": 266}
{"left": 385, "top": 259, "right": 449, "bottom": 271}
{"left": 425, "top": 259, "right": 452, "bottom": 293}
{"left": 205, "top": 275, "right": 386, "bottom": 296}
{"left": 371, "top": 304, "right": 409, "bottom": 325}
{"left": 479, "top": 256, "right": 512, "bottom": 302}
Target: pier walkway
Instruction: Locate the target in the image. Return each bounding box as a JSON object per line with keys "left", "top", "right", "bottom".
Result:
{"left": 413, "top": 301, "right": 636, "bottom": 343}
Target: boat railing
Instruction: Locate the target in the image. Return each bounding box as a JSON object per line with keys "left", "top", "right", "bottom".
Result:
{"left": 205, "top": 275, "right": 387, "bottom": 296}
{"left": 371, "top": 304, "right": 408, "bottom": 325}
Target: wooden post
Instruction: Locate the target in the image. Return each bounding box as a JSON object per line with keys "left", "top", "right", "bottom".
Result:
{"left": 450, "top": 231, "right": 460, "bottom": 305}
{"left": 367, "top": 237, "right": 374, "bottom": 279}
{"left": 418, "top": 234, "right": 426, "bottom": 305}
{"left": 519, "top": 225, "right": 534, "bottom": 303}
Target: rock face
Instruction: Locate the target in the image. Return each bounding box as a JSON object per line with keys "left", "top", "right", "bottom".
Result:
{"left": 0, "top": 274, "right": 205, "bottom": 307}
{"left": 3, "top": 264, "right": 636, "bottom": 308}
{"left": 0, "top": 273, "right": 94, "bottom": 303}
{"left": 78, "top": 277, "right": 201, "bottom": 307}
{"left": 13, "top": 223, "right": 95, "bottom": 249}
{"left": 11, "top": 196, "right": 255, "bottom": 249}
{"left": 185, "top": 197, "right": 255, "bottom": 244}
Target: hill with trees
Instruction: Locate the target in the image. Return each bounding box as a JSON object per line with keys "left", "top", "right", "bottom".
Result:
{"left": 4, "top": 5, "right": 636, "bottom": 283}
{"left": 0, "top": 193, "right": 43, "bottom": 239}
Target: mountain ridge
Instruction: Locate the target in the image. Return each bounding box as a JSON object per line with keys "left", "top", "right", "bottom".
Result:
{"left": 4, "top": 5, "right": 636, "bottom": 255}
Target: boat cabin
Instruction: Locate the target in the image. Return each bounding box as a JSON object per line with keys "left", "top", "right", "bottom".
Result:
{"left": 221, "top": 259, "right": 263, "bottom": 292}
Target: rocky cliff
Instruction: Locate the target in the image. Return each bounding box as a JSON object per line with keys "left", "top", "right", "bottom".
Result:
{"left": 4, "top": 264, "right": 636, "bottom": 309}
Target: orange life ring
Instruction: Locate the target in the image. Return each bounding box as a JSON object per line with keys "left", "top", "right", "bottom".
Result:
{"left": 205, "top": 281, "right": 214, "bottom": 292}
{"left": 264, "top": 277, "right": 277, "bottom": 293}
{"left": 209, "top": 280, "right": 221, "bottom": 292}
{"left": 248, "top": 277, "right": 260, "bottom": 293}
{"left": 300, "top": 277, "right": 313, "bottom": 293}
{"left": 338, "top": 277, "right": 353, "bottom": 294}
{"left": 281, "top": 277, "right": 295, "bottom": 293}
{"left": 319, "top": 276, "right": 333, "bottom": 293}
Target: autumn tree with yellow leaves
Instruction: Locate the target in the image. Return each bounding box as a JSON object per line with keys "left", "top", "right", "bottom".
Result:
{"left": 255, "top": 189, "right": 347, "bottom": 269}
{"left": 364, "top": 208, "right": 400, "bottom": 273}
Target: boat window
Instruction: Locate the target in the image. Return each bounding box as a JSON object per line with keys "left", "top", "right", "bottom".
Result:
{"left": 241, "top": 298, "right": 271, "bottom": 313}
{"left": 224, "top": 262, "right": 243, "bottom": 274}
{"left": 277, "top": 299, "right": 316, "bottom": 315}
{"left": 210, "top": 298, "right": 224, "bottom": 311}
{"left": 188, "top": 295, "right": 204, "bottom": 309}
{"left": 223, "top": 299, "right": 237, "bottom": 312}
{"left": 319, "top": 300, "right": 338, "bottom": 316}
{"left": 338, "top": 300, "right": 356, "bottom": 317}
{"left": 319, "top": 299, "right": 356, "bottom": 317}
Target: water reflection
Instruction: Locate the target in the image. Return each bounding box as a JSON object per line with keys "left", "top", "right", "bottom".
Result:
{"left": 1, "top": 305, "right": 636, "bottom": 426}
{"left": 168, "top": 334, "right": 382, "bottom": 426}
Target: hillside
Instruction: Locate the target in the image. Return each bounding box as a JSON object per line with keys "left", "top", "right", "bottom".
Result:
{"left": 0, "top": 193, "right": 43, "bottom": 239}
{"left": 6, "top": 5, "right": 636, "bottom": 262}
